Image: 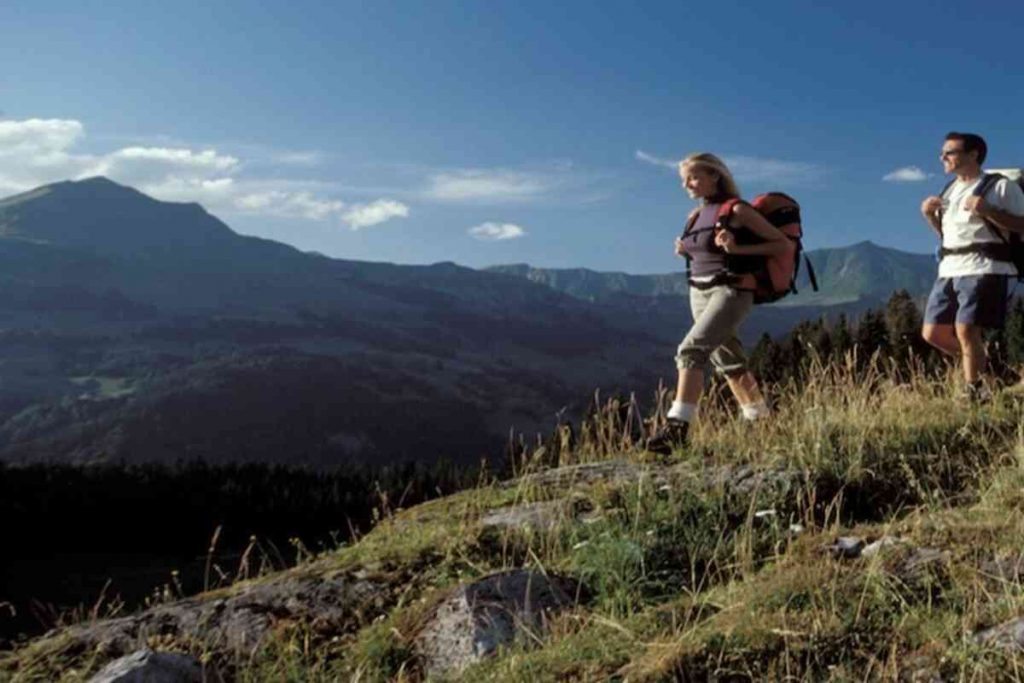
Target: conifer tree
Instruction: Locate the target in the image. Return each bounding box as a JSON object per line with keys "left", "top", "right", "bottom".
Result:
{"left": 854, "top": 309, "right": 889, "bottom": 361}
{"left": 885, "top": 289, "right": 924, "bottom": 366}
{"left": 750, "top": 332, "right": 784, "bottom": 384}
{"left": 831, "top": 313, "right": 854, "bottom": 363}
{"left": 811, "top": 316, "right": 833, "bottom": 361}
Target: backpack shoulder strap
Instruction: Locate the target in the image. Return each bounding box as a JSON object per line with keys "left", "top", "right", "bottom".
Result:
{"left": 975, "top": 172, "right": 1005, "bottom": 199}
{"left": 715, "top": 198, "right": 746, "bottom": 229}
{"left": 682, "top": 207, "right": 701, "bottom": 236}
{"left": 975, "top": 173, "right": 1011, "bottom": 244}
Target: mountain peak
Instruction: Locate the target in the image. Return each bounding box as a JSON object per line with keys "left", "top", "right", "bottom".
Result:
{"left": 0, "top": 177, "right": 231, "bottom": 256}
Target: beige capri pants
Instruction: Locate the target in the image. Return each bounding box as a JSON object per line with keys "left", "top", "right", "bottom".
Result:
{"left": 675, "top": 285, "right": 753, "bottom": 375}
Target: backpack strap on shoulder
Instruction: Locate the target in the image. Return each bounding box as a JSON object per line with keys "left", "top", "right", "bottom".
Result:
{"left": 974, "top": 172, "right": 1004, "bottom": 199}
{"left": 975, "top": 173, "right": 1011, "bottom": 244}
{"left": 682, "top": 207, "right": 701, "bottom": 235}
{"left": 715, "top": 198, "right": 745, "bottom": 229}
{"left": 681, "top": 207, "right": 701, "bottom": 282}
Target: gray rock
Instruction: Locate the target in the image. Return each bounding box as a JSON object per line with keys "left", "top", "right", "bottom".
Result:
{"left": 861, "top": 536, "right": 904, "bottom": 558}
{"left": 974, "top": 617, "right": 1024, "bottom": 651}
{"left": 415, "top": 570, "right": 580, "bottom": 678}
{"left": 825, "top": 536, "right": 866, "bottom": 559}
{"left": 87, "top": 649, "right": 203, "bottom": 683}
{"left": 898, "top": 547, "right": 949, "bottom": 579}
{"left": 479, "top": 501, "right": 564, "bottom": 532}
{"left": 699, "top": 464, "right": 803, "bottom": 499}
{"left": 32, "top": 570, "right": 384, "bottom": 674}
{"left": 508, "top": 459, "right": 664, "bottom": 490}
{"left": 980, "top": 553, "right": 1024, "bottom": 583}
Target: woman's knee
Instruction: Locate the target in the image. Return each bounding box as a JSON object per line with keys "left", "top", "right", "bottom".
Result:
{"left": 675, "top": 341, "right": 710, "bottom": 370}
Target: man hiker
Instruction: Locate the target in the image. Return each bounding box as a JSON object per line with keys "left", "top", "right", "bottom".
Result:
{"left": 920, "top": 132, "right": 1024, "bottom": 400}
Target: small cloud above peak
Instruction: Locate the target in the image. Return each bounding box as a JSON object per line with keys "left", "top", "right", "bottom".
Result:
{"left": 468, "top": 222, "right": 526, "bottom": 241}
{"left": 342, "top": 199, "right": 409, "bottom": 230}
{"left": 883, "top": 166, "right": 931, "bottom": 183}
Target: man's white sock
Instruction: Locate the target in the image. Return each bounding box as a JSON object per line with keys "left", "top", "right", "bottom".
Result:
{"left": 741, "top": 401, "right": 770, "bottom": 421}
{"left": 667, "top": 400, "right": 697, "bottom": 423}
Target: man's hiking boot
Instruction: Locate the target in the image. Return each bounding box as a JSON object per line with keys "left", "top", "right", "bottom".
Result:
{"left": 645, "top": 420, "right": 689, "bottom": 456}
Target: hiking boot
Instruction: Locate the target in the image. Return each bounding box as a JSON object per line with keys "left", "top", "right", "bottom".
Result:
{"left": 958, "top": 380, "right": 993, "bottom": 404}
{"left": 645, "top": 420, "right": 689, "bottom": 455}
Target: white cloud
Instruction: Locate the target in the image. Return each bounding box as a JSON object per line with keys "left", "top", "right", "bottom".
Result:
{"left": 723, "top": 156, "right": 822, "bottom": 184}
{"left": 0, "top": 117, "right": 403, "bottom": 224}
{"left": 283, "top": 192, "right": 347, "bottom": 221}
{"left": 109, "top": 146, "right": 239, "bottom": 170}
{"left": 342, "top": 199, "right": 410, "bottom": 230}
{"left": 141, "top": 176, "right": 238, "bottom": 204}
{"left": 635, "top": 148, "right": 824, "bottom": 185}
{"left": 635, "top": 149, "right": 679, "bottom": 169}
{"left": 274, "top": 151, "right": 324, "bottom": 166}
{"left": 883, "top": 166, "right": 931, "bottom": 182}
{"left": 468, "top": 222, "right": 526, "bottom": 241}
{"left": 424, "top": 169, "right": 550, "bottom": 203}
{"left": 0, "top": 118, "right": 84, "bottom": 156}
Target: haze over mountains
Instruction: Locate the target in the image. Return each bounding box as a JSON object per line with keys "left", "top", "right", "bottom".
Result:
{"left": 0, "top": 177, "right": 936, "bottom": 466}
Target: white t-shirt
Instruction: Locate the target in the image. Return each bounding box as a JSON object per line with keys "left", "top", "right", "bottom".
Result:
{"left": 939, "top": 175, "right": 1024, "bottom": 278}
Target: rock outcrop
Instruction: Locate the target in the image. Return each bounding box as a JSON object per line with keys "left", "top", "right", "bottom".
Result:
{"left": 25, "top": 569, "right": 386, "bottom": 672}
{"left": 86, "top": 649, "right": 205, "bottom": 683}
{"left": 415, "top": 570, "right": 582, "bottom": 678}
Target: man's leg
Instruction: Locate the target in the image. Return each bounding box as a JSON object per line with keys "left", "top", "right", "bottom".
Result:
{"left": 922, "top": 278, "right": 958, "bottom": 357}
{"left": 954, "top": 323, "right": 986, "bottom": 383}
{"left": 921, "top": 323, "right": 960, "bottom": 357}
{"left": 952, "top": 275, "right": 1008, "bottom": 401}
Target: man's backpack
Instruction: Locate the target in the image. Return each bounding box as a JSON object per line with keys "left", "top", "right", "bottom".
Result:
{"left": 938, "top": 169, "right": 1024, "bottom": 280}
{"left": 685, "top": 193, "right": 818, "bottom": 304}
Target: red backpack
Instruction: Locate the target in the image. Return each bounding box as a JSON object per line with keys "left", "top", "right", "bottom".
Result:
{"left": 685, "top": 193, "right": 818, "bottom": 304}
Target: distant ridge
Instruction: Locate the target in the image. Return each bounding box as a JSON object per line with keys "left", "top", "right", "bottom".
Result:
{"left": 487, "top": 240, "right": 937, "bottom": 306}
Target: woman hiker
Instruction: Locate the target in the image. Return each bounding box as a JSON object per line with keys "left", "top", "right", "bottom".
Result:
{"left": 647, "top": 153, "right": 789, "bottom": 454}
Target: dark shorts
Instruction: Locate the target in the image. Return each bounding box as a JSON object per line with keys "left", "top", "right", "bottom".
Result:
{"left": 924, "top": 275, "right": 1009, "bottom": 328}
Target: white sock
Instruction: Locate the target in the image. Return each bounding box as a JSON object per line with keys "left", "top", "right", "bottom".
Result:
{"left": 667, "top": 401, "right": 697, "bottom": 423}
{"left": 741, "top": 401, "right": 770, "bottom": 421}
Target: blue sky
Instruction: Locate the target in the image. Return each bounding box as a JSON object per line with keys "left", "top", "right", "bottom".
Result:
{"left": 2, "top": 0, "right": 1023, "bottom": 273}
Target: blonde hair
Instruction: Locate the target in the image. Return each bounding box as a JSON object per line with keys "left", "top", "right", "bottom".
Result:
{"left": 679, "top": 152, "right": 741, "bottom": 200}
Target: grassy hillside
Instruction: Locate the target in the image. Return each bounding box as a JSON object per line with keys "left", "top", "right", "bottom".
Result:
{"left": 5, "top": 356, "right": 1024, "bottom": 680}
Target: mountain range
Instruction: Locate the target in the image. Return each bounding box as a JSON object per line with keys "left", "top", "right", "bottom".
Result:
{"left": 487, "top": 240, "right": 936, "bottom": 307}
{"left": 0, "top": 178, "right": 937, "bottom": 467}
